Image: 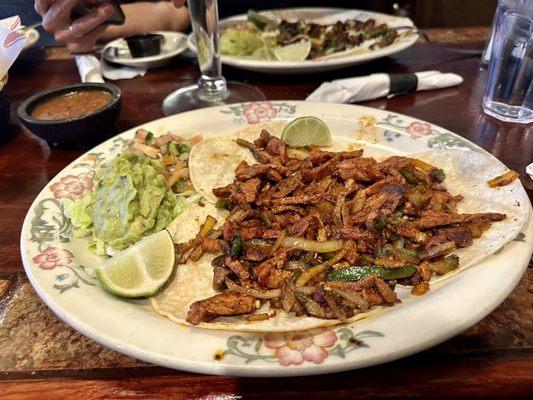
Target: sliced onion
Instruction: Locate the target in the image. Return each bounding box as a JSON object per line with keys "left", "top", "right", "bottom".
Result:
{"left": 134, "top": 128, "right": 149, "bottom": 142}
{"left": 295, "top": 294, "right": 327, "bottom": 318}
{"left": 245, "top": 313, "right": 271, "bottom": 322}
{"left": 229, "top": 210, "right": 246, "bottom": 222}
{"left": 392, "top": 237, "right": 405, "bottom": 249}
{"left": 246, "top": 239, "right": 271, "bottom": 249}
{"left": 167, "top": 167, "right": 189, "bottom": 186}
{"left": 225, "top": 280, "right": 281, "bottom": 299}
{"left": 420, "top": 241, "right": 456, "bottom": 260}
{"left": 295, "top": 249, "right": 346, "bottom": 287}
{"left": 325, "top": 286, "right": 369, "bottom": 311}
{"left": 294, "top": 286, "right": 316, "bottom": 295}
{"left": 154, "top": 132, "right": 175, "bottom": 146}
{"left": 285, "top": 260, "right": 307, "bottom": 271}
{"left": 130, "top": 142, "right": 159, "bottom": 159}
{"left": 281, "top": 237, "right": 342, "bottom": 253}
{"left": 271, "top": 230, "right": 286, "bottom": 254}
{"left": 408, "top": 157, "right": 435, "bottom": 173}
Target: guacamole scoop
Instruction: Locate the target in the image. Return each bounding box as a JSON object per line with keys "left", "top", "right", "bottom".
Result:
{"left": 65, "top": 152, "right": 184, "bottom": 254}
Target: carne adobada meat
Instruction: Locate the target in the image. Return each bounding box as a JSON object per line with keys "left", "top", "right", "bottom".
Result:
{"left": 177, "top": 131, "right": 506, "bottom": 324}
{"left": 415, "top": 210, "right": 506, "bottom": 230}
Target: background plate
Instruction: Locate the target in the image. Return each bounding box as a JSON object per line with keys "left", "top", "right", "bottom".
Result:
{"left": 188, "top": 8, "right": 418, "bottom": 74}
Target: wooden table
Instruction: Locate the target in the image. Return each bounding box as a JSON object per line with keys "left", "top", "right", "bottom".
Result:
{"left": 1, "top": 29, "right": 532, "bottom": 399}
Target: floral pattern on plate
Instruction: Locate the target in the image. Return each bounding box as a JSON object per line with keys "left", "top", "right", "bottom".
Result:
{"left": 220, "top": 101, "right": 296, "bottom": 124}
{"left": 223, "top": 327, "right": 383, "bottom": 366}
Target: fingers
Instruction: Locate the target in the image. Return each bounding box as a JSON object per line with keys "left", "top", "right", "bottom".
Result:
{"left": 65, "top": 25, "right": 106, "bottom": 54}
{"left": 171, "top": 0, "right": 187, "bottom": 8}
{"left": 54, "top": 4, "right": 114, "bottom": 41}
{"left": 34, "top": 0, "right": 55, "bottom": 16}
{"left": 38, "top": 0, "right": 114, "bottom": 54}
{"left": 42, "top": 0, "right": 78, "bottom": 32}
{"left": 86, "top": 0, "right": 112, "bottom": 6}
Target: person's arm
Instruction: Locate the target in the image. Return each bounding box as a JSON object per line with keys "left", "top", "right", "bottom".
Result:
{"left": 100, "top": 2, "right": 189, "bottom": 40}
{"left": 34, "top": 0, "right": 189, "bottom": 54}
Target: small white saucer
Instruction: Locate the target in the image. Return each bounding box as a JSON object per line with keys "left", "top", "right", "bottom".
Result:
{"left": 102, "top": 31, "right": 188, "bottom": 69}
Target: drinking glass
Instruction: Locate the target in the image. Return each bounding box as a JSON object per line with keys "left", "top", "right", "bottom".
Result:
{"left": 482, "top": 11, "right": 533, "bottom": 124}
{"left": 481, "top": 0, "right": 533, "bottom": 66}
{"left": 162, "top": 0, "right": 265, "bottom": 115}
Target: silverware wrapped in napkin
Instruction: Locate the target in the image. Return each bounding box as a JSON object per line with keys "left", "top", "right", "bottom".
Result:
{"left": 75, "top": 54, "right": 147, "bottom": 82}
{"left": 306, "top": 70, "right": 463, "bottom": 103}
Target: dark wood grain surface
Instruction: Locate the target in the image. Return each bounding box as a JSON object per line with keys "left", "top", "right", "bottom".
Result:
{"left": 1, "top": 35, "right": 532, "bottom": 399}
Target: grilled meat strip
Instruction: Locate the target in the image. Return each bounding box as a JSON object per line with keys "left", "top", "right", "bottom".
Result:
{"left": 186, "top": 293, "right": 257, "bottom": 325}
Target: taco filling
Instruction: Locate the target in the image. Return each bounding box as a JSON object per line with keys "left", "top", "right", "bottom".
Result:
{"left": 173, "top": 129, "right": 507, "bottom": 325}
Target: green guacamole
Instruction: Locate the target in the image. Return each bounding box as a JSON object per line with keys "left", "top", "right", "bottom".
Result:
{"left": 64, "top": 152, "right": 186, "bottom": 255}
{"left": 220, "top": 28, "right": 262, "bottom": 56}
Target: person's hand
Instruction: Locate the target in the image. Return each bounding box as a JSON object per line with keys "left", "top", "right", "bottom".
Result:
{"left": 171, "top": 1, "right": 187, "bottom": 7}
{"left": 34, "top": 0, "right": 115, "bottom": 53}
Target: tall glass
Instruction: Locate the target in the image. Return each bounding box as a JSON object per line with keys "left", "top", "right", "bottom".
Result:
{"left": 482, "top": 11, "right": 533, "bottom": 124}
{"left": 162, "top": 0, "right": 265, "bottom": 115}
{"left": 481, "top": 0, "right": 533, "bottom": 66}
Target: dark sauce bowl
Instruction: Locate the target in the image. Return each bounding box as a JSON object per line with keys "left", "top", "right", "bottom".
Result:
{"left": 126, "top": 33, "right": 164, "bottom": 58}
{"left": 17, "top": 83, "right": 121, "bottom": 149}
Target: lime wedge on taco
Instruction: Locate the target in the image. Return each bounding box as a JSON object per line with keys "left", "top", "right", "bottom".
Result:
{"left": 281, "top": 116, "right": 332, "bottom": 147}
{"left": 273, "top": 40, "right": 312, "bottom": 62}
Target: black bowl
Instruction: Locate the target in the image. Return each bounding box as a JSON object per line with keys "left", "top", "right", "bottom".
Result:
{"left": 126, "top": 33, "right": 164, "bottom": 58}
{"left": 17, "top": 83, "right": 121, "bottom": 149}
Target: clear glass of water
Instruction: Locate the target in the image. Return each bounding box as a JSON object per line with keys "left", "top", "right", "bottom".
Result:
{"left": 482, "top": 11, "right": 533, "bottom": 124}
{"left": 162, "top": 0, "right": 265, "bottom": 115}
{"left": 481, "top": 0, "right": 533, "bottom": 66}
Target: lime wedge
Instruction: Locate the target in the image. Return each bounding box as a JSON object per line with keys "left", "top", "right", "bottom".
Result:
{"left": 281, "top": 116, "right": 332, "bottom": 147}
{"left": 273, "top": 40, "right": 312, "bottom": 62}
{"left": 247, "top": 10, "right": 272, "bottom": 31}
{"left": 96, "top": 230, "right": 175, "bottom": 298}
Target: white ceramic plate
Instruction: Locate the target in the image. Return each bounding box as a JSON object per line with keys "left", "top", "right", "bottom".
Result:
{"left": 21, "top": 101, "right": 532, "bottom": 377}
{"left": 103, "top": 31, "right": 188, "bottom": 69}
{"left": 188, "top": 8, "right": 418, "bottom": 74}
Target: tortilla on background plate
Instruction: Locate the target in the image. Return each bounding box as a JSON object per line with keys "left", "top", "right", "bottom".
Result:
{"left": 152, "top": 123, "right": 529, "bottom": 332}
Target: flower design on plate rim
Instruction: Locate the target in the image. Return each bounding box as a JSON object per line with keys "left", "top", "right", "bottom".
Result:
{"left": 264, "top": 327, "right": 338, "bottom": 366}
{"left": 242, "top": 101, "right": 279, "bottom": 124}
{"left": 49, "top": 174, "right": 93, "bottom": 200}
{"left": 32, "top": 246, "right": 74, "bottom": 270}
{"left": 405, "top": 121, "right": 433, "bottom": 139}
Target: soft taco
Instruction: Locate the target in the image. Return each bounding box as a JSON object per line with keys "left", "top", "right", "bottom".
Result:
{"left": 151, "top": 122, "right": 529, "bottom": 332}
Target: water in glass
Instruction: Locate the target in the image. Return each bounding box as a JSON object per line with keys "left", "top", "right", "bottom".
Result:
{"left": 483, "top": 11, "right": 533, "bottom": 124}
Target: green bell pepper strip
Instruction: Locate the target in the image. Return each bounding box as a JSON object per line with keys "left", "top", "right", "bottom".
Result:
{"left": 326, "top": 264, "right": 417, "bottom": 282}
